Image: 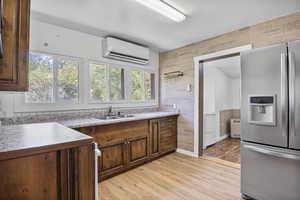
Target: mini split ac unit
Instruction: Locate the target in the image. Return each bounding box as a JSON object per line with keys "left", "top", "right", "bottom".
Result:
{"left": 102, "top": 37, "right": 150, "bottom": 65}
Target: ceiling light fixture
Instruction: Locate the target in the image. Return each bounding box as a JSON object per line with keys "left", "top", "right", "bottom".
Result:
{"left": 134, "top": 0, "right": 186, "bottom": 22}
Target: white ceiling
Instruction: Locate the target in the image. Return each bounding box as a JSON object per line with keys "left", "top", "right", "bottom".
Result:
{"left": 31, "top": 0, "right": 300, "bottom": 52}
{"left": 206, "top": 56, "right": 241, "bottom": 79}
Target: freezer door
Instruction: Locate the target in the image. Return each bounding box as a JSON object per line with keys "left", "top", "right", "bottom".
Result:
{"left": 241, "top": 142, "right": 300, "bottom": 200}
{"left": 241, "top": 44, "right": 288, "bottom": 147}
{"left": 288, "top": 40, "right": 300, "bottom": 150}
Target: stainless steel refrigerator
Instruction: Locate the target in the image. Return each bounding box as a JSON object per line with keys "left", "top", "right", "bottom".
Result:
{"left": 241, "top": 40, "right": 300, "bottom": 200}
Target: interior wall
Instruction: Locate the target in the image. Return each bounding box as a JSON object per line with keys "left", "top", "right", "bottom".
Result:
{"left": 29, "top": 19, "right": 159, "bottom": 70}
{"left": 231, "top": 79, "right": 241, "bottom": 109}
{"left": 203, "top": 63, "right": 240, "bottom": 140}
{"left": 0, "top": 19, "right": 159, "bottom": 118}
{"left": 160, "top": 11, "right": 300, "bottom": 152}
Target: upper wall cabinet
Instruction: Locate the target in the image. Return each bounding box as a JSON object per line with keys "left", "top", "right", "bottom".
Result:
{"left": 0, "top": 0, "right": 30, "bottom": 91}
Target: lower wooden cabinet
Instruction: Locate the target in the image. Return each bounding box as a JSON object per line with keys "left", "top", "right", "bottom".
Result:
{"left": 76, "top": 115, "right": 178, "bottom": 180}
{"left": 159, "top": 117, "right": 178, "bottom": 154}
{"left": 100, "top": 141, "right": 127, "bottom": 178}
{"left": 150, "top": 116, "right": 178, "bottom": 155}
{"left": 127, "top": 136, "right": 148, "bottom": 167}
{"left": 0, "top": 143, "right": 96, "bottom": 200}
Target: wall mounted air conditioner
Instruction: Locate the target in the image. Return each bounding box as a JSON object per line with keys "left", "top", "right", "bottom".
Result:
{"left": 102, "top": 37, "right": 150, "bottom": 65}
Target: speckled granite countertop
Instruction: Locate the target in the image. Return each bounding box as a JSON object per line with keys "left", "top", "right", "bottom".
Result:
{"left": 58, "top": 111, "right": 179, "bottom": 129}
{"left": 0, "top": 123, "right": 93, "bottom": 160}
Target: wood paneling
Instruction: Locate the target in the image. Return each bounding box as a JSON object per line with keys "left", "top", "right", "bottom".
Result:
{"left": 0, "top": 0, "right": 30, "bottom": 91}
{"left": 160, "top": 11, "right": 300, "bottom": 152}
{"left": 100, "top": 153, "right": 242, "bottom": 200}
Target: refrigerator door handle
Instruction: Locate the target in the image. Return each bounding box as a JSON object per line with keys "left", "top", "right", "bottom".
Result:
{"left": 281, "top": 53, "right": 288, "bottom": 138}
{"left": 244, "top": 144, "right": 300, "bottom": 161}
{"left": 289, "top": 52, "right": 296, "bottom": 137}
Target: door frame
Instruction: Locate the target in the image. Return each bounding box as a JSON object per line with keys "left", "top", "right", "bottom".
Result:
{"left": 193, "top": 45, "right": 252, "bottom": 157}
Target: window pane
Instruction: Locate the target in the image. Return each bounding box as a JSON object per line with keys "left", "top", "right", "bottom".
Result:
{"left": 131, "top": 69, "right": 143, "bottom": 100}
{"left": 110, "top": 67, "right": 124, "bottom": 101}
{"left": 90, "top": 63, "right": 108, "bottom": 101}
{"left": 56, "top": 58, "right": 79, "bottom": 103}
{"left": 25, "top": 53, "right": 53, "bottom": 103}
{"left": 145, "top": 72, "right": 155, "bottom": 100}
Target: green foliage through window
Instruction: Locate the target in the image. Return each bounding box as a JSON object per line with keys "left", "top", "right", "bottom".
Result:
{"left": 110, "top": 67, "right": 124, "bottom": 101}
{"left": 131, "top": 69, "right": 143, "bottom": 100}
{"left": 26, "top": 52, "right": 80, "bottom": 104}
{"left": 90, "top": 63, "right": 108, "bottom": 102}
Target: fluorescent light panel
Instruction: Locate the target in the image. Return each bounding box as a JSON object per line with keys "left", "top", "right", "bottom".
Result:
{"left": 134, "top": 0, "right": 186, "bottom": 22}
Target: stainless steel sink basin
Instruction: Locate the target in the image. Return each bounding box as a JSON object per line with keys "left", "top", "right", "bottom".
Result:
{"left": 97, "top": 114, "right": 135, "bottom": 120}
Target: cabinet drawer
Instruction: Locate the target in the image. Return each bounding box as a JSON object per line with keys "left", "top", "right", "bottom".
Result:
{"left": 160, "top": 118, "right": 177, "bottom": 128}
{"left": 160, "top": 130, "right": 175, "bottom": 138}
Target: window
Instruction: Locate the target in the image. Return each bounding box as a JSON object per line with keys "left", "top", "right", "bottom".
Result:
{"left": 56, "top": 58, "right": 79, "bottom": 103}
{"left": 89, "top": 62, "right": 126, "bottom": 102}
{"left": 20, "top": 54, "right": 157, "bottom": 111}
{"left": 90, "top": 63, "right": 108, "bottom": 102}
{"left": 145, "top": 72, "right": 155, "bottom": 100}
{"left": 26, "top": 52, "right": 80, "bottom": 104}
{"left": 131, "top": 70, "right": 156, "bottom": 101}
{"left": 109, "top": 66, "right": 125, "bottom": 101}
{"left": 131, "top": 69, "right": 143, "bottom": 101}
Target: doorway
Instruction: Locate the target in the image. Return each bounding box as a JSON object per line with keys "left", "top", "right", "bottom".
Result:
{"left": 193, "top": 45, "right": 252, "bottom": 163}
{"left": 202, "top": 56, "right": 241, "bottom": 164}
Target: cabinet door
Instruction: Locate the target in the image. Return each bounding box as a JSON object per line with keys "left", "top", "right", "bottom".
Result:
{"left": 149, "top": 119, "right": 160, "bottom": 157}
{"left": 99, "top": 141, "right": 127, "bottom": 179}
{"left": 127, "top": 136, "right": 148, "bottom": 167}
{"left": 0, "top": 0, "right": 30, "bottom": 91}
{"left": 0, "top": 152, "right": 59, "bottom": 200}
{"left": 159, "top": 117, "right": 177, "bottom": 154}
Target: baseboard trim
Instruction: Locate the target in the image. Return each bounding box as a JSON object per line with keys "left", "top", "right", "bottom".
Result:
{"left": 203, "top": 134, "right": 229, "bottom": 149}
{"left": 217, "top": 134, "right": 228, "bottom": 142}
{"left": 176, "top": 148, "right": 197, "bottom": 157}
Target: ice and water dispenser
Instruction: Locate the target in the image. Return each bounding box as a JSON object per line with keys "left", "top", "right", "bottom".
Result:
{"left": 248, "top": 95, "right": 276, "bottom": 126}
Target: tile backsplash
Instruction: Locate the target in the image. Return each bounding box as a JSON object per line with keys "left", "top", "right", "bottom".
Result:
{"left": 0, "top": 107, "right": 159, "bottom": 126}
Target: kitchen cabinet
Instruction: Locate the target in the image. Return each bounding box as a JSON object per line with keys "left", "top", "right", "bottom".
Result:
{"left": 0, "top": 0, "right": 30, "bottom": 91}
{"left": 127, "top": 136, "right": 148, "bottom": 167}
{"left": 0, "top": 123, "right": 96, "bottom": 200}
{"left": 100, "top": 140, "right": 127, "bottom": 178}
{"left": 159, "top": 117, "right": 178, "bottom": 154}
{"left": 149, "top": 119, "right": 160, "bottom": 157}
{"left": 149, "top": 116, "right": 177, "bottom": 155}
{"left": 76, "top": 115, "right": 178, "bottom": 180}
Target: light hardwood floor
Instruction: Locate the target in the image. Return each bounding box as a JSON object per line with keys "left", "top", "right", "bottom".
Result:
{"left": 100, "top": 153, "right": 243, "bottom": 200}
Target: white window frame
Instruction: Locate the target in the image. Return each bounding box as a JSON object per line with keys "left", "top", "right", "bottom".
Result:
{"left": 14, "top": 52, "right": 159, "bottom": 113}
{"left": 22, "top": 51, "right": 82, "bottom": 105}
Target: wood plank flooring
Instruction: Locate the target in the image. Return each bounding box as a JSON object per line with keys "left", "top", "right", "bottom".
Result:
{"left": 204, "top": 138, "right": 241, "bottom": 164}
{"left": 100, "top": 153, "right": 243, "bottom": 200}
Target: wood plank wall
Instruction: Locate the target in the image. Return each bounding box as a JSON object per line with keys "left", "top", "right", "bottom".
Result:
{"left": 159, "top": 12, "right": 300, "bottom": 152}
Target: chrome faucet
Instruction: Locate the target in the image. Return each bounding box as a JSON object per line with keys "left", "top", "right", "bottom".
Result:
{"left": 107, "top": 106, "right": 113, "bottom": 116}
